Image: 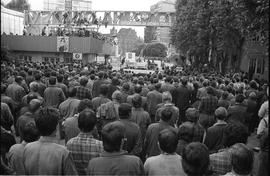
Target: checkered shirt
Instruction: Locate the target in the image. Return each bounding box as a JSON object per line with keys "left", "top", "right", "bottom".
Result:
{"left": 199, "top": 95, "right": 218, "bottom": 115}
{"left": 76, "top": 86, "right": 92, "bottom": 100}
{"left": 210, "top": 148, "right": 232, "bottom": 175}
{"left": 66, "top": 133, "right": 103, "bottom": 175}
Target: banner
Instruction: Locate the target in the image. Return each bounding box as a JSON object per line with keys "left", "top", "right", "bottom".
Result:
{"left": 73, "top": 53, "right": 82, "bottom": 60}
{"left": 57, "top": 36, "right": 69, "bottom": 52}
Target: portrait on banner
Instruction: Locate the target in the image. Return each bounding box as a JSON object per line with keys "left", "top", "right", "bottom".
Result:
{"left": 57, "top": 36, "right": 69, "bottom": 52}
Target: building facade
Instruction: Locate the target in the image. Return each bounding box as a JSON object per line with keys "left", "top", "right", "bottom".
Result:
{"left": 1, "top": 5, "right": 24, "bottom": 35}
{"left": 1, "top": 35, "right": 112, "bottom": 64}
{"left": 43, "top": 0, "right": 92, "bottom": 11}
{"left": 144, "top": 0, "right": 177, "bottom": 57}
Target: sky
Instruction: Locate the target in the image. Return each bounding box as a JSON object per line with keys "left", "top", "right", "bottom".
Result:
{"left": 28, "top": 0, "right": 163, "bottom": 38}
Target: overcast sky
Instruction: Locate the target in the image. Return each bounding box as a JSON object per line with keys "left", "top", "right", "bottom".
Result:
{"left": 28, "top": 0, "right": 162, "bottom": 38}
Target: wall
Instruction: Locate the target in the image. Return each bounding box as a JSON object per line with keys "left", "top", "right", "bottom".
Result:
{"left": 1, "top": 35, "right": 111, "bottom": 54}
{"left": 1, "top": 5, "right": 24, "bottom": 35}
{"left": 240, "top": 40, "right": 268, "bottom": 81}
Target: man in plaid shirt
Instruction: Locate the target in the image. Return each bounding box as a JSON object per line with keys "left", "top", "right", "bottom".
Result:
{"left": 76, "top": 76, "right": 92, "bottom": 100}
{"left": 209, "top": 121, "right": 249, "bottom": 175}
{"left": 198, "top": 86, "right": 218, "bottom": 129}
{"left": 67, "top": 109, "right": 103, "bottom": 175}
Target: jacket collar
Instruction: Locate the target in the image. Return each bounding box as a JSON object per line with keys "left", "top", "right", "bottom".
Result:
{"left": 101, "top": 150, "right": 127, "bottom": 157}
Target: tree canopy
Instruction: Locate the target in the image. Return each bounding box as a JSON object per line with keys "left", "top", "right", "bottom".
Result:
{"left": 143, "top": 42, "right": 167, "bottom": 57}
{"left": 171, "top": 0, "right": 269, "bottom": 71}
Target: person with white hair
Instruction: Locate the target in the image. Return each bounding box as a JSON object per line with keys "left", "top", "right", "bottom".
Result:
{"left": 155, "top": 91, "right": 179, "bottom": 127}
{"left": 21, "top": 82, "right": 43, "bottom": 106}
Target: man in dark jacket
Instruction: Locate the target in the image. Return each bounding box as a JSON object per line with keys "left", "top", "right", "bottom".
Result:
{"left": 227, "top": 94, "right": 247, "bottom": 124}
{"left": 118, "top": 103, "right": 142, "bottom": 157}
{"left": 204, "top": 107, "right": 228, "bottom": 154}
{"left": 172, "top": 78, "right": 191, "bottom": 125}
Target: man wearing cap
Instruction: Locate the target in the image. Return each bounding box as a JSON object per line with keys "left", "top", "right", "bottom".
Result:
{"left": 204, "top": 107, "right": 228, "bottom": 153}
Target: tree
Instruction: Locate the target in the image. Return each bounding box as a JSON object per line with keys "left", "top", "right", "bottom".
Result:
{"left": 5, "top": 0, "right": 30, "bottom": 12}
{"left": 143, "top": 42, "right": 167, "bottom": 57}
{"left": 131, "top": 43, "right": 146, "bottom": 56}
{"left": 171, "top": 0, "right": 269, "bottom": 73}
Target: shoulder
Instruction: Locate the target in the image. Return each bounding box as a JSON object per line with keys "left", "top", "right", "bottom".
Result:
{"left": 9, "top": 143, "right": 24, "bottom": 153}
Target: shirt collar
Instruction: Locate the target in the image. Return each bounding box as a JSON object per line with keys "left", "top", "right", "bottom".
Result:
{"left": 39, "top": 136, "right": 58, "bottom": 143}
{"left": 213, "top": 121, "right": 227, "bottom": 126}
{"left": 101, "top": 150, "right": 128, "bottom": 157}
{"left": 78, "top": 132, "right": 93, "bottom": 138}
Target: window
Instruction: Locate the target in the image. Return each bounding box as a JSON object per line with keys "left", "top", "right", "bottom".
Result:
{"left": 256, "top": 58, "right": 265, "bottom": 74}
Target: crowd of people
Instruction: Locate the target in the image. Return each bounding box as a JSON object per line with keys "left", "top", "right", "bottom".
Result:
{"left": 0, "top": 59, "right": 268, "bottom": 175}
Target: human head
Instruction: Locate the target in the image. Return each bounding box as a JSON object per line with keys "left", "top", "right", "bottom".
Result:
{"left": 78, "top": 109, "right": 97, "bottom": 133}
{"left": 99, "top": 84, "right": 109, "bottom": 96}
{"left": 101, "top": 121, "right": 125, "bottom": 152}
{"left": 162, "top": 91, "right": 172, "bottom": 102}
{"left": 15, "top": 76, "right": 23, "bottom": 84}
{"left": 48, "top": 76, "right": 56, "bottom": 85}
{"left": 160, "top": 108, "right": 173, "bottom": 122}
{"left": 178, "top": 122, "right": 194, "bottom": 143}
{"left": 155, "top": 83, "right": 161, "bottom": 91}
{"left": 111, "top": 77, "right": 119, "bottom": 85}
{"left": 132, "top": 94, "right": 142, "bottom": 108}
{"left": 214, "top": 107, "right": 227, "bottom": 120}
{"left": 223, "top": 121, "right": 248, "bottom": 147}
{"left": 235, "top": 94, "right": 245, "bottom": 104}
{"left": 185, "top": 108, "right": 199, "bottom": 123}
{"left": 34, "top": 72, "right": 42, "bottom": 81}
{"left": 29, "top": 99, "right": 42, "bottom": 113}
{"left": 221, "top": 91, "right": 229, "bottom": 100}
{"left": 118, "top": 103, "right": 132, "bottom": 119}
{"left": 206, "top": 86, "right": 215, "bottom": 95}
{"left": 98, "top": 71, "right": 104, "bottom": 79}
{"left": 134, "top": 85, "right": 142, "bottom": 94}
{"left": 56, "top": 74, "right": 64, "bottom": 83}
{"left": 1, "top": 84, "right": 7, "bottom": 94}
{"left": 79, "top": 76, "right": 88, "bottom": 86}
{"left": 26, "top": 93, "right": 38, "bottom": 104}
{"left": 112, "top": 90, "right": 122, "bottom": 102}
{"left": 158, "top": 129, "right": 178, "bottom": 154}
{"left": 77, "top": 99, "right": 93, "bottom": 113}
{"left": 35, "top": 107, "right": 59, "bottom": 136}
{"left": 21, "top": 122, "right": 40, "bottom": 142}
{"left": 182, "top": 142, "right": 210, "bottom": 176}
{"left": 181, "top": 77, "right": 188, "bottom": 86}
{"left": 122, "top": 83, "right": 130, "bottom": 92}
{"left": 249, "top": 80, "right": 257, "bottom": 89}
{"left": 230, "top": 143, "right": 254, "bottom": 175}
{"left": 67, "top": 87, "right": 77, "bottom": 97}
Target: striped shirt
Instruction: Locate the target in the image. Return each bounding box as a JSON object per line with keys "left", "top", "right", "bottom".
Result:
{"left": 66, "top": 133, "right": 103, "bottom": 175}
